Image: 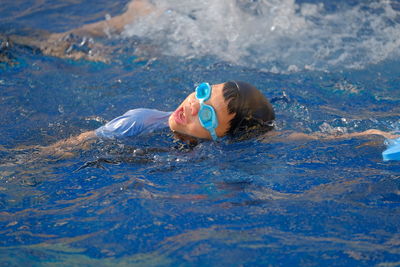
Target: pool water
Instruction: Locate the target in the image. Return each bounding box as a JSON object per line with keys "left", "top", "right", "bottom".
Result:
{"left": 1, "top": 0, "right": 400, "bottom": 266}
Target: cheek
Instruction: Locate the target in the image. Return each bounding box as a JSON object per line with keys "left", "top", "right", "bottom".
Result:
{"left": 215, "top": 118, "right": 232, "bottom": 137}
{"left": 186, "top": 120, "right": 210, "bottom": 139}
{"left": 169, "top": 113, "right": 210, "bottom": 139}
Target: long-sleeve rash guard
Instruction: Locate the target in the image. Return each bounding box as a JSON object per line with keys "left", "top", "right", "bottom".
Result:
{"left": 95, "top": 108, "right": 172, "bottom": 139}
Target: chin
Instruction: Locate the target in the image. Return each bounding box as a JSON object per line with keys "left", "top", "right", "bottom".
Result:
{"left": 168, "top": 114, "right": 176, "bottom": 131}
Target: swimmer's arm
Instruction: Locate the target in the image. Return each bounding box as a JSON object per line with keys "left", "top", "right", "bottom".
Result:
{"left": 333, "top": 129, "right": 399, "bottom": 139}
{"left": 285, "top": 129, "right": 399, "bottom": 141}
{"left": 4, "top": 0, "right": 156, "bottom": 61}
{"left": 39, "top": 131, "right": 97, "bottom": 158}
{"left": 55, "top": 0, "right": 156, "bottom": 37}
{"left": 59, "top": 131, "right": 97, "bottom": 146}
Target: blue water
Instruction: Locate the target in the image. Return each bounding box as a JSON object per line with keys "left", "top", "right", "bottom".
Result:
{"left": 1, "top": 0, "right": 400, "bottom": 266}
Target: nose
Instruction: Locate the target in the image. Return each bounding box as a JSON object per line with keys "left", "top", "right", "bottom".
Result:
{"left": 189, "top": 97, "right": 200, "bottom": 116}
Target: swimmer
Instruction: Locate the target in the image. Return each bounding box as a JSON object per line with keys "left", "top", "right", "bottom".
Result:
{"left": 41, "top": 81, "right": 275, "bottom": 156}
{"left": 40, "top": 80, "right": 400, "bottom": 160}
{"left": 2, "top": 0, "right": 157, "bottom": 61}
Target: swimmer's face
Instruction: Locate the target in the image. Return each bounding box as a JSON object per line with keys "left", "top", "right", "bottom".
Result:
{"left": 169, "top": 83, "right": 235, "bottom": 140}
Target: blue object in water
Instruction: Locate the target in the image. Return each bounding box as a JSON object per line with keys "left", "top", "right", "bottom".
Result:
{"left": 382, "top": 137, "right": 400, "bottom": 161}
{"left": 195, "top": 82, "right": 219, "bottom": 141}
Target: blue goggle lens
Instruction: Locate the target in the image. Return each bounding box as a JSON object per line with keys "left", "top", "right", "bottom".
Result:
{"left": 195, "top": 83, "right": 211, "bottom": 100}
{"left": 200, "top": 107, "right": 212, "bottom": 122}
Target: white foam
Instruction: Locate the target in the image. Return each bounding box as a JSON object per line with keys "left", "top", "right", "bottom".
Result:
{"left": 122, "top": 0, "right": 400, "bottom": 73}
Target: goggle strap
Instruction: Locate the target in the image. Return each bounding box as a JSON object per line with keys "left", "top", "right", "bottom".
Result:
{"left": 209, "top": 128, "right": 218, "bottom": 141}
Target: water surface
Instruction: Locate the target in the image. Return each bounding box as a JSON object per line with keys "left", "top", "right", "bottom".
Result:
{"left": 1, "top": 0, "right": 400, "bottom": 266}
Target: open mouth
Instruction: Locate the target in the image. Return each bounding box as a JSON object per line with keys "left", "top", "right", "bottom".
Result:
{"left": 173, "top": 106, "right": 186, "bottom": 125}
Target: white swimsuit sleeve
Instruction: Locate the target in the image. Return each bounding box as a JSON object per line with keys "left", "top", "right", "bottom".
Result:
{"left": 95, "top": 108, "right": 172, "bottom": 139}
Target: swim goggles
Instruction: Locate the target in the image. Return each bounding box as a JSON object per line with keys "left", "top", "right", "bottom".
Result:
{"left": 195, "top": 82, "right": 219, "bottom": 141}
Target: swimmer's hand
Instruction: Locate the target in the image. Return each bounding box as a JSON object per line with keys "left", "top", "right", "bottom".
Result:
{"left": 42, "top": 32, "right": 109, "bottom": 62}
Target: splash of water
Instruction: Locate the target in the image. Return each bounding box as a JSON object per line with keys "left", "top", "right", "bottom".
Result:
{"left": 122, "top": 0, "right": 400, "bottom": 73}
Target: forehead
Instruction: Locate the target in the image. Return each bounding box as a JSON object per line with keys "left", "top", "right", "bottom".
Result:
{"left": 208, "top": 83, "right": 226, "bottom": 109}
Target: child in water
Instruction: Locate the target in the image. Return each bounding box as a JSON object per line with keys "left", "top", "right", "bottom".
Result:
{"left": 42, "top": 80, "right": 399, "bottom": 159}
{"left": 5, "top": 0, "right": 398, "bottom": 158}
{"left": 42, "top": 81, "right": 276, "bottom": 154}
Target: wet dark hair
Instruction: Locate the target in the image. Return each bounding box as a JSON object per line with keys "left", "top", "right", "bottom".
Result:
{"left": 223, "top": 81, "right": 275, "bottom": 137}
